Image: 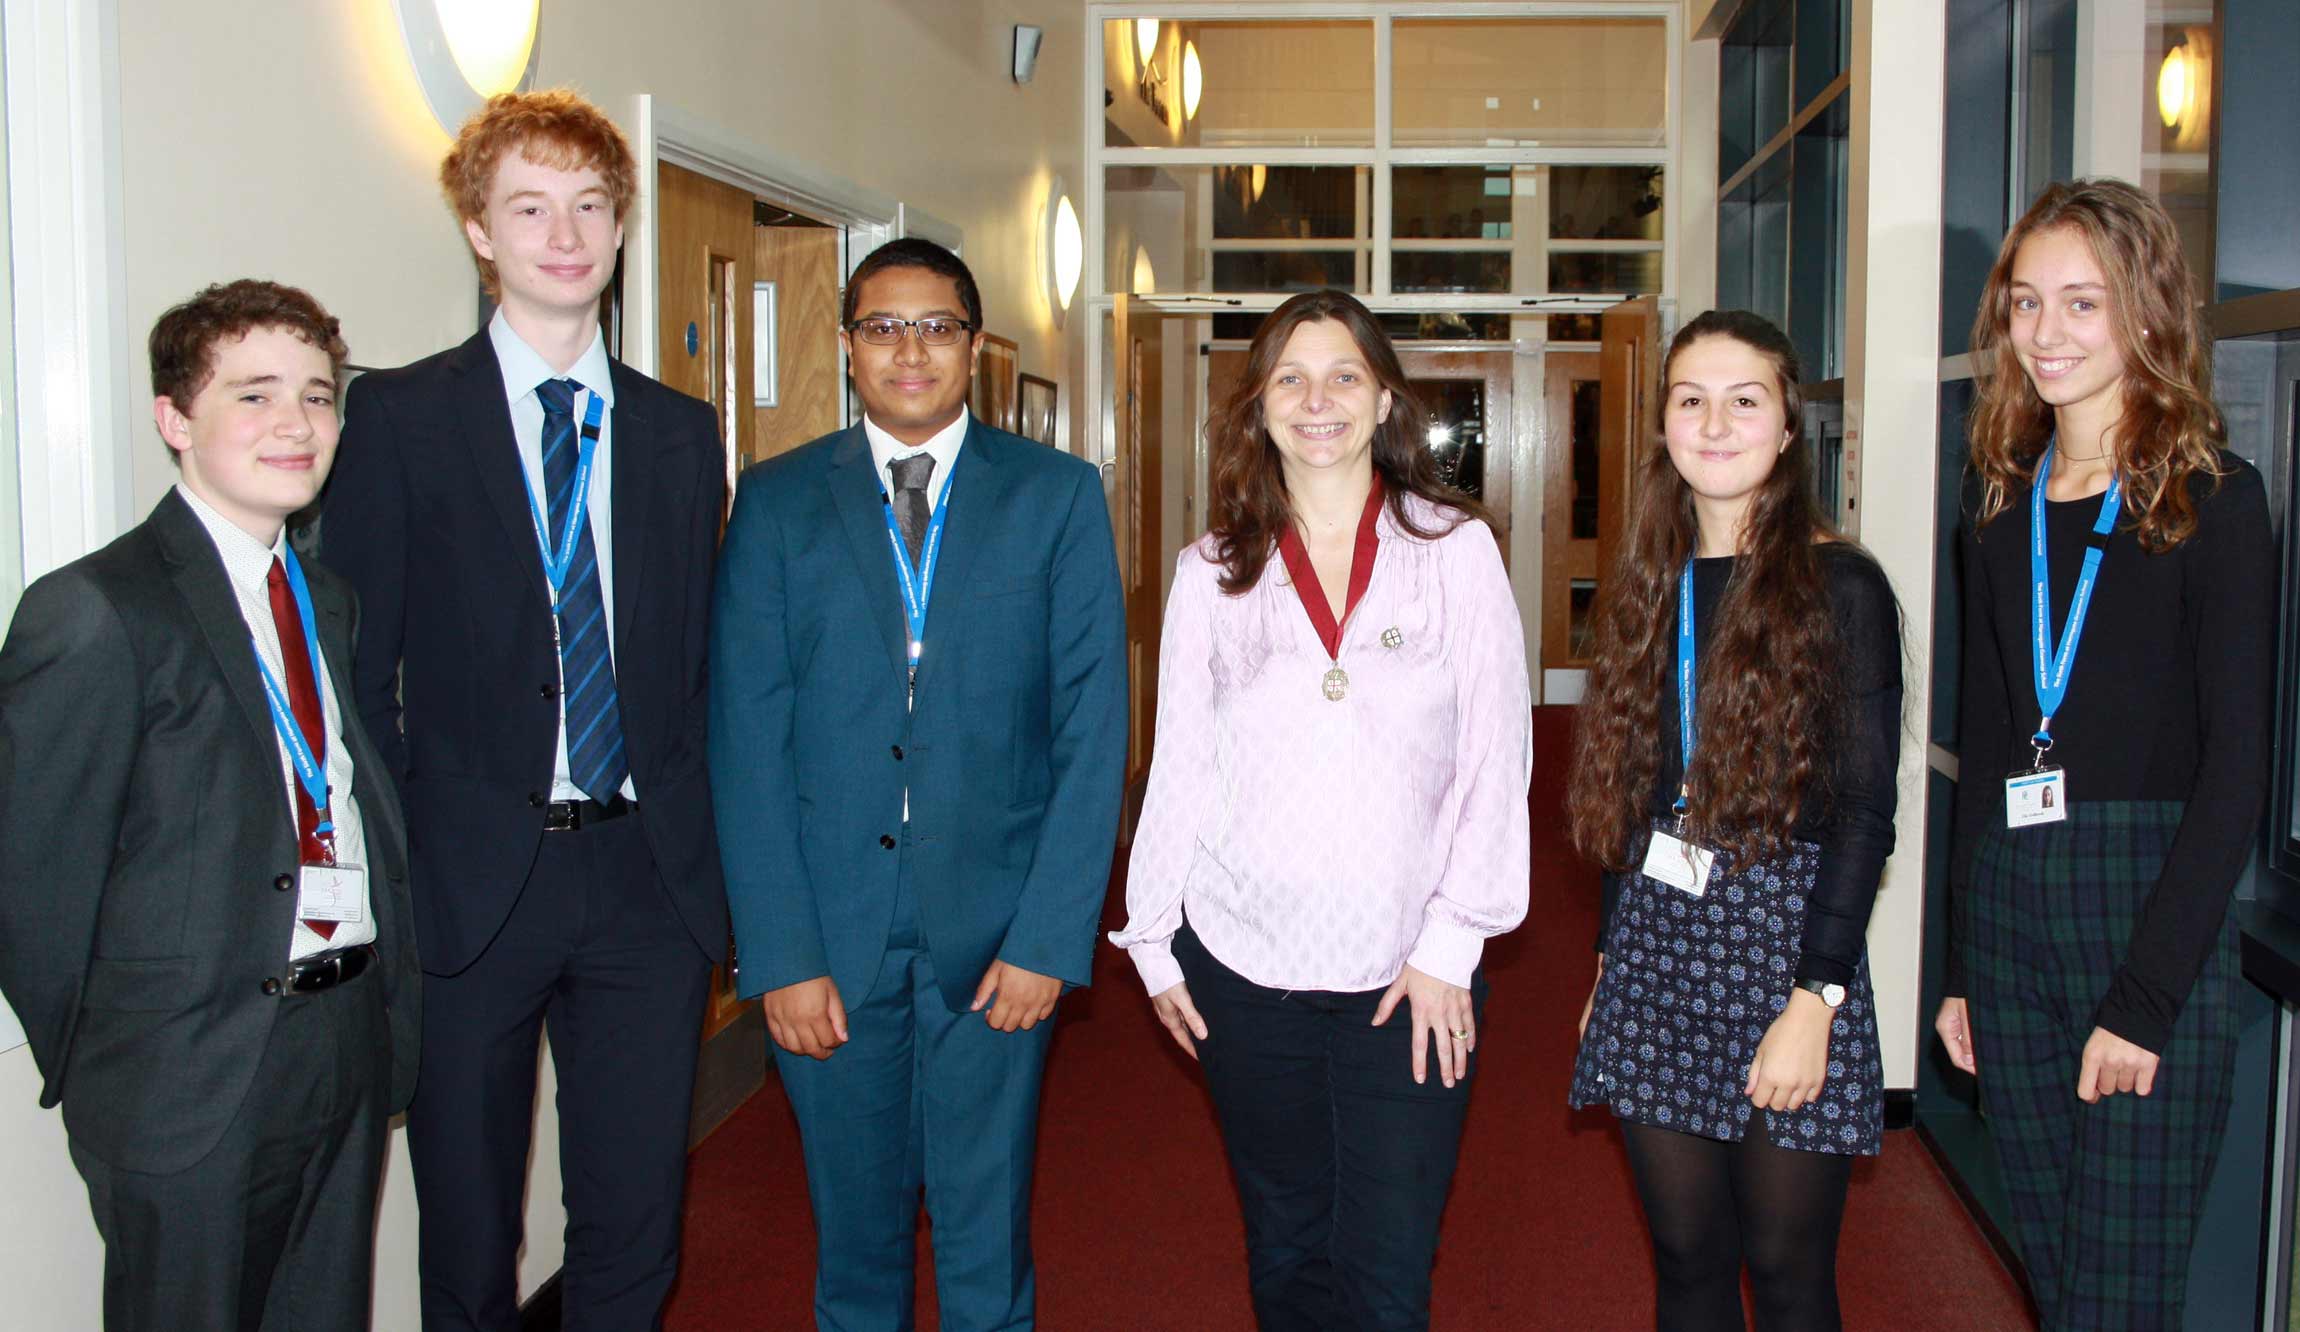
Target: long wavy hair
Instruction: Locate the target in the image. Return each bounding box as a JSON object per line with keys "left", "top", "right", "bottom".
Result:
{"left": 1206, "top": 290, "right": 1489, "bottom": 593}
{"left": 1967, "top": 178, "right": 2225, "bottom": 551}
{"left": 1566, "top": 309, "right": 1843, "bottom": 870}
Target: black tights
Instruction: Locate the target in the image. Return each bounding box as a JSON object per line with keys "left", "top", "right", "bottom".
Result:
{"left": 1619, "top": 1122, "right": 1854, "bottom": 1332}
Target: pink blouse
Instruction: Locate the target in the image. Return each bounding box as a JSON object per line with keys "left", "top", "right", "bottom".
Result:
{"left": 1110, "top": 495, "right": 1532, "bottom": 996}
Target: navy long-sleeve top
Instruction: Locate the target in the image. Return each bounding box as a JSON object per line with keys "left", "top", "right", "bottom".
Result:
{"left": 1598, "top": 543, "right": 1905, "bottom": 987}
{"left": 1949, "top": 453, "right": 2274, "bottom": 1052}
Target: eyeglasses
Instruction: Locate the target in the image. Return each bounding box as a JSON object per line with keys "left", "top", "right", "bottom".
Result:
{"left": 846, "top": 316, "right": 975, "bottom": 347}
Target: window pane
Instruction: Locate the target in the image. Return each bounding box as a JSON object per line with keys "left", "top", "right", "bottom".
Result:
{"left": 1393, "top": 18, "right": 1666, "bottom": 149}
{"left": 1549, "top": 251, "right": 1663, "bottom": 295}
{"left": 1548, "top": 312, "right": 1604, "bottom": 342}
{"left": 1394, "top": 251, "right": 1509, "bottom": 295}
{"left": 1394, "top": 166, "right": 1514, "bottom": 240}
{"left": 1209, "top": 311, "right": 1511, "bottom": 342}
{"left": 1211, "top": 251, "right": 1359, "bottom": 292}
{"left": 1549, "top": 166, "right": 1664, "bottom": 242}
{"left": 1570, "top": 378, "right": 1601, "bottom": 539}
{"left": 1104, "top": 19, "right": 1373, "bottom": 148}
{"left": 1104, "top": 165, "right": 1367, "bottom": 295}
{"left": 1413, "top": 380, "right": 1488, "bottom": 501}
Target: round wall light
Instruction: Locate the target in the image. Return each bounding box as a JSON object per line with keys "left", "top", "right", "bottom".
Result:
{"left": 1183, "top": 41, "right": 1203, "bottom": 120}
{"left": 2156, "top": 43, "right": 2189, "bottom": 129}
{"left": 1050, "top": 192, "right": 1083, "bottom": 317}
{"left": 396, "top": 0, "right": 540, "bottom": 135}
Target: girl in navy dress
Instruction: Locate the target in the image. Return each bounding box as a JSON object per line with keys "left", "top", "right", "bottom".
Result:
{"left": 1567, "top": 309, "right": 1903, "bottom": 1331}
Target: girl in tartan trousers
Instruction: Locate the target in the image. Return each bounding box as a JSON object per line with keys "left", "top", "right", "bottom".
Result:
{"left": 1938, "top": 178, "right": 2274, "bottom": 1330}
{"left": 1568, "top": 309, "right": 1904, "bottom": 1331}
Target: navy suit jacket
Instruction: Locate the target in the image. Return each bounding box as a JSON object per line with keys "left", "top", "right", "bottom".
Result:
{"left": 0, "top": 491, "right": 421, "bottom": 1172}
{"left": 708, "top": 421, "right": 1126, "bottom": 1012}
{"left": 320, "top": 330, "right": 728, "bottom": 974}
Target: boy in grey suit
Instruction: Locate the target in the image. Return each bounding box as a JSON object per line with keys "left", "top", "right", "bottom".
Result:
{"left": 0, "top": 280, "right": 421, "bottom": 1331}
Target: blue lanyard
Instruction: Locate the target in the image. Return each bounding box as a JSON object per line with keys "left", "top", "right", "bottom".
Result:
{"left": 2028, "top": 447, "right": 2123, "bottom": 751}
{"left": 521, "top": 390, "right": 608, "bottom": 611}
{"left": 251, "top": 545, "right": 333, "bottom": 840}
{"left": 1675, "top": 560, "right": 1696, "bottom": 820}
{"left": 879, "top": 469, "right": 955, "bottom": 676}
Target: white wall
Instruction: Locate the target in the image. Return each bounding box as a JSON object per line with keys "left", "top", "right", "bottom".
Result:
{"left": 1843, "top": 0, "right": 1946, "bottom": 1090}
{"left": 0, "top": 2, "right": 1088, "bottom": 1326}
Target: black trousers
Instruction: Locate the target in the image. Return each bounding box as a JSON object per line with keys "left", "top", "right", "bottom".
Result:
{"left": 71, "top": 962, "right": 392, "bottom": 1332}
{"left": 406, "top": 812, "right": 712, "bottom": 1332}
{"left": 1177, "top": 924, "right": 1484, "bottom": 1332}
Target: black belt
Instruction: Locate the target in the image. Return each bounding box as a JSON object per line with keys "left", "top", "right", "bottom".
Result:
{"left": 541, "top": 793, "right": 631, "bottom": 832}
{"left": 286, "top": 944, "right": 374, "bottom": 994}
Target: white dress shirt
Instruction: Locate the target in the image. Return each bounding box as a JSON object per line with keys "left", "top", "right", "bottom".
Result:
{"left": 863, "top": 408, "right": 967, "bottom": 519}
{"left": 489, "top": 311, "right": 637, "bottom": 803}
{"left": 177, "top": 483, "right": 375, "bottom": 960}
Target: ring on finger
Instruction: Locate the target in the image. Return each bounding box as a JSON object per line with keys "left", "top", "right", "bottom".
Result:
{"left": 1450, "top": 1028, "right": 1471, "bottom": 1040}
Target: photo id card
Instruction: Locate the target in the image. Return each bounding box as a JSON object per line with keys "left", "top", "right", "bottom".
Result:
{"left": 2004, "top": 766, "right": 2067, "bottom": 828}
{"left": 1641, "top": 828, "right": 1716, "bottom": 898}
{"left": 298, "top": 862, "right": 368, "bottom": 923}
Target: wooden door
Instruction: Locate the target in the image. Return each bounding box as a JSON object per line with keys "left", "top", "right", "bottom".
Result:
{"left": 657, "top": 162, "right": 753, "bottom": 492}
{"left": 1111, "top": 297, "right": 1165, "bottom": 801}
{"left": 1540, "top": 351, "right": 1603, "bottom": 669}
{"left": 751, "top": 222, "right": 843, "bottom": 462}
{"left": 1595, "top": 296, "right": 1660, "bottom": 599}
{"left": 1397, "top": 350, "right": 1514, "bottom": 568}
{"left": 656, "top": 161, "right": 754, "bottom": 1041}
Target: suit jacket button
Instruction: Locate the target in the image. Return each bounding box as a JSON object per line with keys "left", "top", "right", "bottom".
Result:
{"left": 261, "top": 977, "right": 283, "bottom": 996}
{"left": 891, "top": 745, "right": 904, "bottom": 761}
{"left": 274, "top": 873, "right": 295, "bottom": 892}
{"left": 879, "top": 834, "right": 896, "bottom": 850}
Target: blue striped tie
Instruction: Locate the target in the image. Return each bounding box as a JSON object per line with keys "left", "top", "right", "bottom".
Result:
{"left": 537, "top": 378, "right": 627, "bottom": 801}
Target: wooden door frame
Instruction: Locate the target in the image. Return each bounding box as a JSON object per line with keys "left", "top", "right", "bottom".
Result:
{"left": 1540, "top": 350, "right": 1602, "bottom": 672}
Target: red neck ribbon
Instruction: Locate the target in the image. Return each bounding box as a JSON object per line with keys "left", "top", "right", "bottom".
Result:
{"left": 1276, "top": 476, "right": 1383, "bottom": 660}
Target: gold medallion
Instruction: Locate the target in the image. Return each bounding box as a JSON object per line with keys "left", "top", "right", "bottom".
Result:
{"left": 1322, "top": 665, "right": 1350, "bottom": 701}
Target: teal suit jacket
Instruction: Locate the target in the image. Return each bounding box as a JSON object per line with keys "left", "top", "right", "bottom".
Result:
{"left": 708, "top": 421, "right": 1126, "bottom": 1011}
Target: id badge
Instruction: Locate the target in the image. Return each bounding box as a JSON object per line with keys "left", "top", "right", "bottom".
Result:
{"left": 298, "top": 862, "right": 368, "bottom": 923}
{"left": 2004, "top": 766, "right": 2067, "bottom": 828}
{"left": 1641, "top": 828, "right": 1716, "bottom": 898}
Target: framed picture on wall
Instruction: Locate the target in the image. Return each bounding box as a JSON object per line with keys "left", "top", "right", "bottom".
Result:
{"left": 973, "top": 333, "right": 1019, "bottom": 432}
{"left": 1018, "top": 374, "right": 1058, "bottom": 446}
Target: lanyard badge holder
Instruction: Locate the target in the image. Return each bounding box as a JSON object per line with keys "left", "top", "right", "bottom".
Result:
{"left": 1642, "top": 561, "right": 1718, "bottom": 897}
{"left": 2007, "top": 450, "right": 2122, "bottom": 829}
{"left": 251, "top": 546, "right": 366, "bottom": 923}
{"left": 879, "top": 474, "right": 954, "bottom": 708}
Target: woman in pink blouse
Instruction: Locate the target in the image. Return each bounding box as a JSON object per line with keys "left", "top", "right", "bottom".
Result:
{"left": 1111, "top": 289, "right": 1532, "bottom": 1330}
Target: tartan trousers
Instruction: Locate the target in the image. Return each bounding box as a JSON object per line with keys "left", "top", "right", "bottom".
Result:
{"left": 1961, "top": 800, "right": 2238, "bottom": 1332}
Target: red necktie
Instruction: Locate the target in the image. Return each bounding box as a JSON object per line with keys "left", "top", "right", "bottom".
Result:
{"left": 268, "top": 558, "right": 336, "bottom": 940}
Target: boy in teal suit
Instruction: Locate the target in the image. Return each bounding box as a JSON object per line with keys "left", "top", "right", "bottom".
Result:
{"left": 708, "top": 238, "right": 1126, "bottom": 1330}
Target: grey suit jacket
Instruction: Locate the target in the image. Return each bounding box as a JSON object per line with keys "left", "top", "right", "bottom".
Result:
{"left": 0, "top": 490, "right": 421, "bottom": 1173}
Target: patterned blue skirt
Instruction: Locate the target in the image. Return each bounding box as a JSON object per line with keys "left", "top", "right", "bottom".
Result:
{"left": 1568, "top": 828, "right": 1883, "bottom": 1156}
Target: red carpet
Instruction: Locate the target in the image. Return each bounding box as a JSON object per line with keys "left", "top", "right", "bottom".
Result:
{"left": 665, "top": 708, "right": 2032, "bottom": 1329}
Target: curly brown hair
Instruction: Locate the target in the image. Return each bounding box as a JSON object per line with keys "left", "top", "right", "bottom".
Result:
{"left": 1966, "top": 178, "right": 2225, "bottom": 551}
{"left": 1205, "top": 290, "right": 1488, "bottom": 594}
{"left": 1566, "top": 309, "right": 1843, "bottom": 870}
{"left": 148, "top": 279, "right": 347, "bottom": 463}
{"left": 440, "top": 89, "right": 637, "bottom": 296}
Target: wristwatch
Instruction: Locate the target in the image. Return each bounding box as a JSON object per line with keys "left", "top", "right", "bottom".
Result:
{"left": 1794, "top": 977, "right": 1847, "bottom": 1009}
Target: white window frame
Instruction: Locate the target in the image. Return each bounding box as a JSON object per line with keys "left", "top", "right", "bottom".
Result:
{"left": 1082, "top": 1, "right": 1682, "bottom": 465}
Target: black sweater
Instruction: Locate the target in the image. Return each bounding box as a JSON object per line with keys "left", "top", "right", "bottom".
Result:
{"left": 1598, "top": 544, "right": 1905, "bottom": 987}
{"left": 1948, "top": 454, "right": 2274, "bottom": 1052}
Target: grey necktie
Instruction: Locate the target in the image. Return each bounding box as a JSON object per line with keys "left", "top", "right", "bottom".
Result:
{"left": 891, "top": 453, "right": 936, "bottom": 567}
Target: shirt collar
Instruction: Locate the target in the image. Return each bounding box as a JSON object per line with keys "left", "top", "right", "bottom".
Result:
{"left": 489, "top": 308, "right": 614, "bottom": 407}
{"left": 862, "top": 409, "right": 969, "bottom": 484}
{"left": 175, "top": 481, "right": 288, "bottom": 595}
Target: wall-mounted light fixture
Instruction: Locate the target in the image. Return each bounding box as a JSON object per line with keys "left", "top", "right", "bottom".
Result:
{"left": 395, "top": 0, "right": 540, "bottom": 135}
{"left": 1135, "top": 19, "right": 1160, "bottom": 66}
{"left": 1046, "top": 188, "right": 1083, "bottom": 322}
{"left": 1182, "top": 41, "right": 1203, "bottom": 120}
{"left": 2155, "top": 27, "right": 2212, "bottom": 151}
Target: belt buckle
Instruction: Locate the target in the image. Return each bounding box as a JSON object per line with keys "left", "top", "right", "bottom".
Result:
{"left": 291, "top": 952, "right": 341, "bottom": 993}
{"left": 544, "top": 800, "right": 579, "bottom": 832}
